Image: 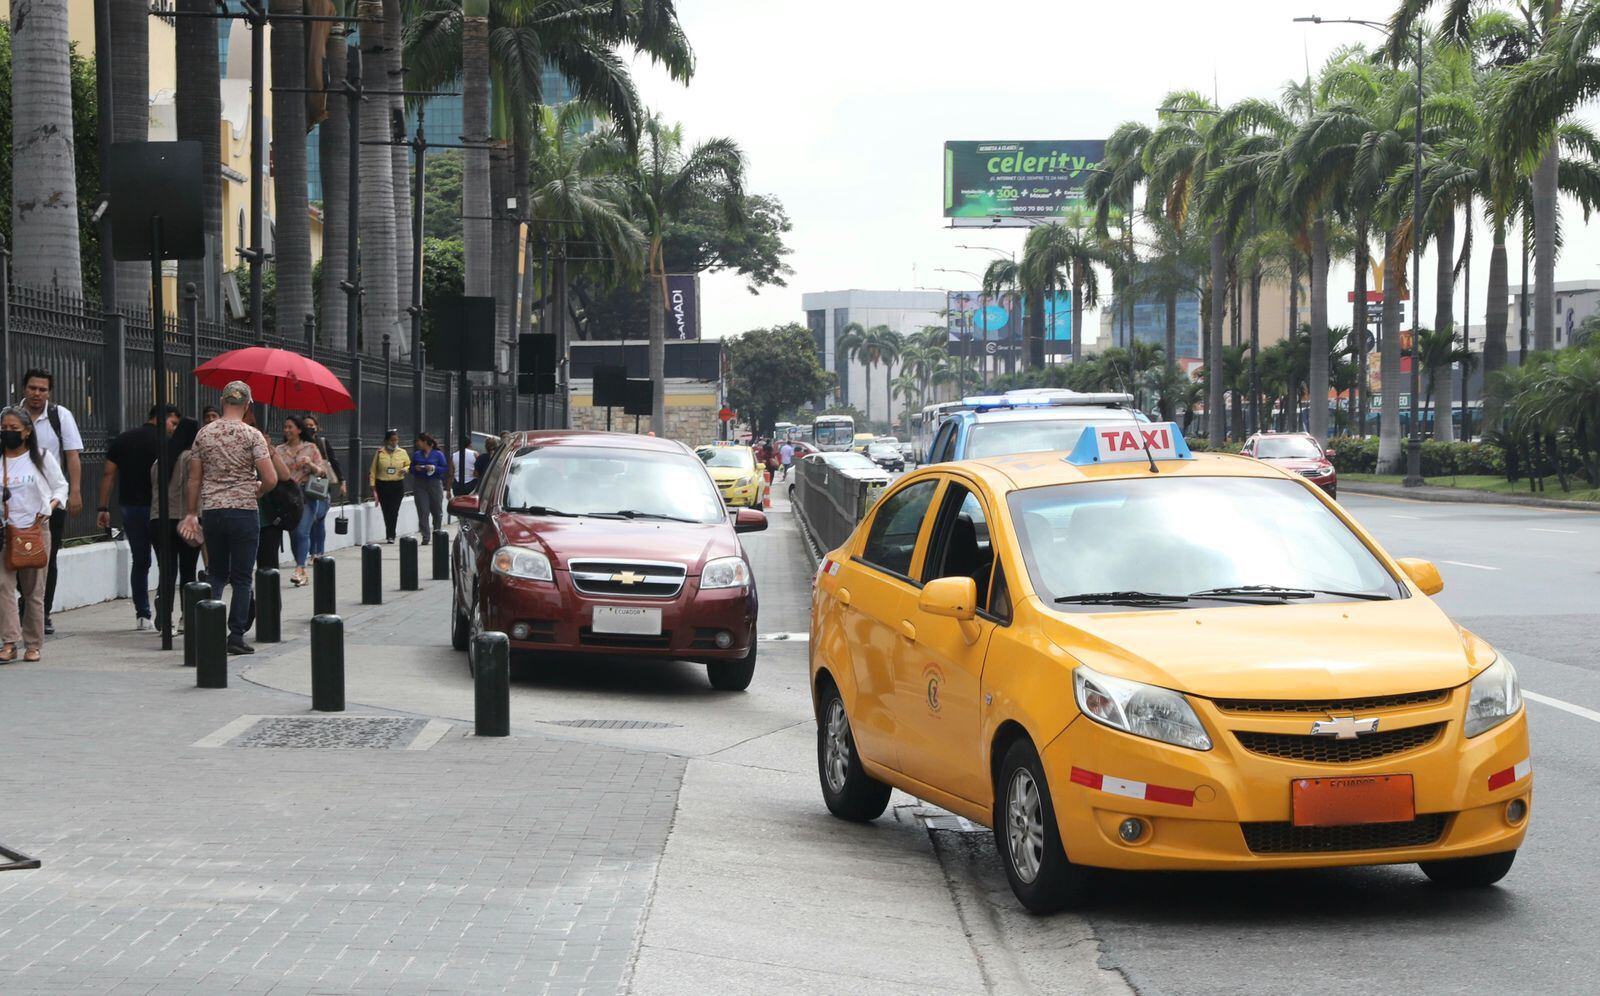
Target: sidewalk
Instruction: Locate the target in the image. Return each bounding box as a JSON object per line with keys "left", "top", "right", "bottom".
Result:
{"left": 1342, "top": 480, "right": 1600, "bottom": 512}
{"left": 0, "top": 539, "right": 683, "bottom": 995}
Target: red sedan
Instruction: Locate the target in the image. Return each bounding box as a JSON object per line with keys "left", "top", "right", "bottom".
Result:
{"left": 1240, "top": 431, "right": 1338, "bottom": 498}
{"left": 448, "top": 431, "right": 767, "bottom": 690}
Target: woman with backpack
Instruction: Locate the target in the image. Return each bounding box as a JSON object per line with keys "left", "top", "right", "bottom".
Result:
{"left": 243, "top": 408, "right": 295, "bottom": 573}
{"left": 277, "top": 416, "right": 328, "bottom": 588}
{"left": 0, "top": 405, "right": 69, "bottom": 662}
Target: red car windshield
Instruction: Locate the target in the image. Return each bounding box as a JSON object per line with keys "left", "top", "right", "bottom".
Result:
{"left": 1255, "top": 436, "right": 1323, "bottom": 459}
{"left": 501, "top": 446, "right": 727, "bottom": 524}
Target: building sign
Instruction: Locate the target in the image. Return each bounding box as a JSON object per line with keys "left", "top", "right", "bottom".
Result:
{"left": 943, "top": 140, "right": 1107, "bottom": 227}
{"left": 667, "top": 274, "right": 699, "bottom": 340}
{"left": 945, "top": 290, "right": 1072, "bottom": 343}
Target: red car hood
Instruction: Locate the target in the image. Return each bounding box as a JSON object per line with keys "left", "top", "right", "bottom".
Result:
{"left": 496, "top": 513, "right": 740, "bottom": 575}
{"left": 1261, "top": 456, "right": 1328, "bottom": 472}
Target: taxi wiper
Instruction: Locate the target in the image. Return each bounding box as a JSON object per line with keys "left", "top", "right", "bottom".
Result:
{"left": 1054, "top": 590, "right": 1190, "bottom": 605}
{"left": 1190, "top": 584, "right": 1393, "bottom": 601}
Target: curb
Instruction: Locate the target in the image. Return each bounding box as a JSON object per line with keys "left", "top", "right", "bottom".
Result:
{"left": 1341, "top": 481, "right": 1600, "bottom": 513}
{"left": 787, "top": 493, "right": 826, "bottom": 569}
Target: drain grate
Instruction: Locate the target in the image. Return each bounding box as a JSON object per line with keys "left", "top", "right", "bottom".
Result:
{"left": 542, "top": 719, "right": 682, "bottom": 730}
{"left": 194, "top": 715, "right": 451, "bottom": 750}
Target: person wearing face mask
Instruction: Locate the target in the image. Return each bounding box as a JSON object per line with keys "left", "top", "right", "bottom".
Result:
{"left": 369, "top": 429, "right": 410, "bottom": 544}
{"left": 0, "top": 406, "right": 70, "bottom": 663}
{"left": 300, "top": 414, "right": 345, "bottom": 559}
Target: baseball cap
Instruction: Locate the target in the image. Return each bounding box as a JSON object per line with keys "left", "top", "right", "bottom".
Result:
{"left": 221, "top": 380, "right": 253, "bottom": 406}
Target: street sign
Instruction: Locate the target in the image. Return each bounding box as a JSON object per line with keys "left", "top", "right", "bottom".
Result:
{"left": 718, "top": 407, "right": 734, "bottom": 422}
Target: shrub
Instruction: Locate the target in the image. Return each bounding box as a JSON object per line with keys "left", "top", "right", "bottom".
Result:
{"left": 1328, "top": 436, "right": 1378, "bottom": 474}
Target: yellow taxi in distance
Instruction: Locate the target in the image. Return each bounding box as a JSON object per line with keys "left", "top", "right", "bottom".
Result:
{"left": 852, "top": 433, "right": 876, "bottom": 454}
{"left": 809, "top": 422, "right": 1530, "bottom": 913}
{"left": 696, "top": 443, "right": 762, "bottom": 508}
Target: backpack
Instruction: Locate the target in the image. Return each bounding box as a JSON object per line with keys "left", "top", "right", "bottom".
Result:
{"left": 262, "top": 479, "right": 305, "bottom": 531}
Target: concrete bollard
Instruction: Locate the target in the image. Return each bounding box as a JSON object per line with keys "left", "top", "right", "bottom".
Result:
{"left": 194, "top": 599, "right": 228, "bottom": 688}
{"left": 432, "top": 531, "right": 449, "bottom": 580}
{"left": 310, "top": 614, "right": 345, "bottom": 712}
{"left": 472, "top": 632, "right": 510, "bottom": 737}
{"left": 313, "top": 555, "right": 336, "bottom": 616}
{"left": 399, "top": 536, "right": 419, "bottom": 591}
{"left": 361, "top": 543, "right": 383, "bottom": 605}
{"left": 255, "top": 568, "right": 281, "bottom": 643}
{"left": 181, "top": 582, "right": 210, "bottom": 668}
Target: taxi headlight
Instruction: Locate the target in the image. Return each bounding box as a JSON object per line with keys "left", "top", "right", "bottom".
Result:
{"left": 700, "top": 556, "right": 750, "bottom": 590}
{"left": 1465, "top": 658, "right": 1521, "bottom": 737}
{"left": 491, "top": 545, "right": 553, "bottom": 582}
{"left": 1073, "top": 664, "right": 1211, "bottom": 750}
{"left": 735, "top": 476, "right": 754, "bottom": 487}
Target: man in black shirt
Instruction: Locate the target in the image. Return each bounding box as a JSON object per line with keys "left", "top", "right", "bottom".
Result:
{"left": 97, "top": 405, "right": 180, "bottom": 630}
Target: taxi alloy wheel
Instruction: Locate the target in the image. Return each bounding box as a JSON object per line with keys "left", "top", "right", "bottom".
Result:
{"left": 1418, "top": 850, "right": 1517, "bottom": 888}
{"left": 816, "top": 684, "right": 890, "bottom": 822}
{"left": 994, "top": 738, "right": 1091, "bottom": 914}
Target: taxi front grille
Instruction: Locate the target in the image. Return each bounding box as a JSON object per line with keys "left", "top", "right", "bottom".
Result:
{"left": 569, "top": 560, "right": 686, "bottom": 599}
{"left": 1211, "top": 690, "right": 1450, "bottom": 715}
{"left": 1233, "top": 723, "right": 1444, "bottom": 764}
{"left": 1241, "top": 814, "right": 1449, "bottom": 854}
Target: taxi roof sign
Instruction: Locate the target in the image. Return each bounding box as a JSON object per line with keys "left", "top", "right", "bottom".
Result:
{"left": 1066, "top": 422, "right": 1193, "bottom": 465}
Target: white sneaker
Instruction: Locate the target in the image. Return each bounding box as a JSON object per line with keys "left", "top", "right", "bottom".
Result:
{"left": 136, "top": 617, "right": 153, "bottom": 632}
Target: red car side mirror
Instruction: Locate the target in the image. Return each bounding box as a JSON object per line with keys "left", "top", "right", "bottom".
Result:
{"left": 733, "top": 508, "right": 768, "bottom": 534}
{"left": 448, "top": 494, "right": 482, "bottom": 519}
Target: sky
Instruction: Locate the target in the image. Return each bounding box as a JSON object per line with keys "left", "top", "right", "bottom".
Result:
{"left": 632, "top": 0, "right": 1600, "bottom": 343}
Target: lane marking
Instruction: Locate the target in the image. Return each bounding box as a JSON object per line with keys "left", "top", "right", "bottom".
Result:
{"left": 1525, "top": 690, "right": 1600, "bottom": 725}
{"left": 758, "top": 632, "right": 810, "bottom": 642}
{"left": 1390, "top": 514, "right": 1421, "bottom": 520}
{"left": 1529, "top": 528, "right": 1578, "bottom": 534}
{"left": 1441, "top": 560, "right": 1500, "bottom": 571}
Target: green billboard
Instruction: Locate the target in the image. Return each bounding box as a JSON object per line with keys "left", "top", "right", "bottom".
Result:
{"left": 943, "top": 140, "right": 1107, "bottom": 226}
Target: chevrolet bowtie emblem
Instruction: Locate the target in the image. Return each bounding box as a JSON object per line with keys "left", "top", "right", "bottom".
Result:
{"left": 613, "top": 571, "right": 643, "bottom": 585}
{"left": 1310, "top": 716, "right": 1380, "bottom": 739}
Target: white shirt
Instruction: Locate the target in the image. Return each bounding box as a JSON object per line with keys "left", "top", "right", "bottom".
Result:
{"left": 1, "top": 450, "right": 68, "bottom": 529}
{"left": 454, "top": 449, "right": 477, "bottom": 481}
{"left": 28, "top": 403, "right": 84, "bottom": 462}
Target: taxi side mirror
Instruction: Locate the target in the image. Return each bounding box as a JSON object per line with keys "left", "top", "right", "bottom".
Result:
{"left": 1397, "top": 557, "right": 1444, "bottom": 596}
{"left": 448, "top": 495, "right": 483, "bottom": 520}
{"left": 920, "top": 577, "right": 978, "bottom": 620}
{"left": 734, "top": 508, "right": 768, "bottom": 533}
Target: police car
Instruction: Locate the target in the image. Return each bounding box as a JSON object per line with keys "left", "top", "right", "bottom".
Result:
{"left": 923, "top": 391, "right": 1145, "bottom": 465}
{"left": 810, "top": 421, "right": 1528, "bottom": 912}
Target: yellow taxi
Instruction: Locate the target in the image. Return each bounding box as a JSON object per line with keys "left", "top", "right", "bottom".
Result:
{"left": 696, "top": 442, "right": 762, "bottom": 508}
{"left": 809, "top": 422, "right": 1529, "bottom": 913}
{"left": 852, "top": 433, "right": 876, "bottom": 454}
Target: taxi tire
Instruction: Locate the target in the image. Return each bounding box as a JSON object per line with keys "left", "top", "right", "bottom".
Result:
{"left": 816, "top": 683, "right": 891, "bottom": 822}
{"left": 707, "top": 641, "right": 757, "bottom": 691}
{"left": 1418, "top": 849, "right": 1517, "bottom": 888}
{"left": 995, "top": 739, "right": 1091, "bottom": 915}
{"left": 451, "top": 593, "right": 470, "bottom": 652}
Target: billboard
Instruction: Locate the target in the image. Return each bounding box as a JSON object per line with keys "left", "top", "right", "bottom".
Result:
{"left": 666, "top": 274, "right": 699, "bottom": 340}
{"left": 945, "top": 291, "right": 1072, "bottom": 343}
{"left": 943, "top": 140, "right": 1107, "bottom": 227}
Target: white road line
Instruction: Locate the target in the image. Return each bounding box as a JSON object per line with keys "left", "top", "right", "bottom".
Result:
{"left": 1526, "top": 690, "right": 1600, "bottom": 725}
{"left": 1441, "top": 560, "right": 1500, "bottom": 571}
{"left": 1529, "top": 528, "right": 1578, "bottom": 534}
{"left": 1391, "top": 514, "right": 1421, "bottom": 520}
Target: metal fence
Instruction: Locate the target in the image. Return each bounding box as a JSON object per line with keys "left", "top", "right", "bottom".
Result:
{"left": 792, "top": 457, "right": 885, "bottom": 553}
{"left": 1, "top": 285, "right": 563, "bottom": 541}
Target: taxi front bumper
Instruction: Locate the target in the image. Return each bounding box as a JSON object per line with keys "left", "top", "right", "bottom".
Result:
{"left": 1040, "top": 694, "right": 1530, "bottom": 871}
{"left": 714, "top": 479, "right": 762, "bottom": 506}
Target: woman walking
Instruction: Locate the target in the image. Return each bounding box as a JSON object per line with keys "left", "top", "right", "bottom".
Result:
{"left": 0, "top": 406, "right": 69, "bottom": 662}
{"left": 151, "top": 417, "right": 203, "bottom": 630}
{"left": 277, "top": 416, "right": 328, "bottom": 588}
{"left": 244, "top": 408, "right": 294, "bottom": 572}
{"left": 301, "top": 414, "right": 344, "bottom": 557}
{"left": 411, "top": 433, "right": 447, "bottom": 542}
{"left": 369, "top": 429, "right": 409, "bottom": 544}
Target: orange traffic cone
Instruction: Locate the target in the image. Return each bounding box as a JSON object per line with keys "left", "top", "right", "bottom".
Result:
{"left": 762, "top": 469, "right": 773, "bottom": 508}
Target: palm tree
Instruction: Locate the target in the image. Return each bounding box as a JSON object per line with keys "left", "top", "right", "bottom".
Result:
{"left": 461, "top": 0, "right": 491, "bottom": 319}
{"left": 385, "top": 0, "right": 411, "bottom": 315}
{"left": 1414, "top": 326, "right": 1472, "bottom": 438}
{"left": 107, "top": 0, "right": 148, "bottom": 307}
{"left": 1020, "top": 210, "right": 1104, "bottom": 365}
{"left": 318, "top": 22, "right": 351, "bottom": 350}
{"left": 357, "top": 0, "right": 400, "bottom": 351}
{"left": 10, "top": 0, "right": 82, "bottom": 296}
{"left": 1086, "top": 121, "right": 1151, "bottom": 354}
{"left": 836, "top": 323, "right": 865, "bottom": 409}
{"left": 176, "top": 0, "right": 225, "bottom": 317}
{"left": 271, "top": 0, "right": 314, "bottom": 334}
{"left": 870, "top": 327, "right": 904, "bottom": 427}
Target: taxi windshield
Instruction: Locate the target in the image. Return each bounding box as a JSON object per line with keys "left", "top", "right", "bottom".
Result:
{"left": 503, "top": 446, "right": 727, "bottom": 523}
{"left": 1010, "top": 476, "right": 1402, "bottom": 608}
{"left": 967, "top": 415, "right": 1133, "bottom": 459}
{"left": 697, "top": 446, "right": 753, "bottom": 469}
{"left": 1256, "top": 436, "right": 1323, "bottom": 459}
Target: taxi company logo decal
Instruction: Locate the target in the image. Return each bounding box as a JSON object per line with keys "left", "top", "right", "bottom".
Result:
{"left": 1309, "top": 715, "right": 1379, "bottom": 740}
{"left": 923, "top": 665, "right": 943, "bottom": 714}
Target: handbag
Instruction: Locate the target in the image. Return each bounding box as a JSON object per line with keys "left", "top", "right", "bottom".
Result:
{"left": 334, "top": 503, "right": 350, "bottom": 535}
{"left": 305, "top": 474, "right": 332, "bottom": 502}
{"left": 2, "top": 457, "right": 49, "bottom": 571}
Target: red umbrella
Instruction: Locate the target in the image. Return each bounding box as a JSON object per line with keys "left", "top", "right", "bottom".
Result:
{"left": 194, "top": 346, "right": 354, "bottom": 413}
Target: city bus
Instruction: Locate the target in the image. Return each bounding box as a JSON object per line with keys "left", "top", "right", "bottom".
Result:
{"left": 910, "top": 401, "right": 968, "bottom": 463}
{"left": 773, "top": 421, "right": 804, "bottom": 443}
{"left": 812, "top": 414, "right": 856, "bottom": 452}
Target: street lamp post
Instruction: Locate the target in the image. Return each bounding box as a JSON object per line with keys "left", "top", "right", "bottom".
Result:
{"left": 1297, "top": 15, "right": 1426, "bottom": 483}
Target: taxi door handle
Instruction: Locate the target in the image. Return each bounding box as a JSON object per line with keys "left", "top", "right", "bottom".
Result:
{"left": 899, "top": 620, "right": 917, "bottom": 641}
{"left": 838, "top": 587, "right": 851, "bottom": 607}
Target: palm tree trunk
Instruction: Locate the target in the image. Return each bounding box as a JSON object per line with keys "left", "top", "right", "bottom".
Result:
{"left": 648, "top": 240, "right": 666, "bottom": 435}
{"left": 1484, "top": 218, "right": 1510, "bottom": 377}
{"left": 357, "top": 0, "right": 399, "bottom": 352}
{"left": 491, "top": 144, "right": 513, "bottom": 371}
{"left": 11, "top": 0, "right": 83, "bottom": 297}
{"left": 1377, "top": 234, "right": 1403, "bottom": 473}
{"left": 1353, "top": 223, "right": 1370, "bottom": 437}
{"left": 1533, "top": 143, "right": 1558, "bottom": 353}
{"left": 109, "top": 0, "right": 148, "bottom": 308}
{"left": 1309, "top": 218, "right": 1331, "bottom": 444}
{"left": 1024, "top": 286, "right": 1045, "bottom": 369}
{"left": 1461, "top": 202, "right": 1472, "bottom": 439}
{"left": 509, "top": 134, "right": 532, "bottom": 351}
{"left": 384, "top": 0, "right": 411, "bottom": 322}
{"left": 1434, "top": 210, "right": 1456, "bottom": 442}
{"left": 318, "top": 25, "right": 349, "bottom": 352}
{"left": 270, "top": 0, "right": 313, "bottom": 334}
{"left": 1164, "top": 287, "right": 1178, "bottom": 367}
{"left": 176, "top": 0, "right": 223, "bottom": 319}
{"left": 1207, "top": 232, "right": 1226, "bottom": 442}
{"left": 1071, "top": 262, "right": 1084, "bottom": 364}
{"left": 461, "top": 5, "right": 492, "bottom": 304}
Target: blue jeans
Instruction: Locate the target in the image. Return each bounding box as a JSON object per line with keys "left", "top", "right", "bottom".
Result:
{"left": 290, "top": 497, "right": 326, "bottom": 568}
{"left": 121, "top": 505, "right": 153, "bottom": 618}
{"left": 202, "top": 508, "right": 260, "bottom": 643}
{"left": 308, "top": 497, "right": 331, "bottom": 556}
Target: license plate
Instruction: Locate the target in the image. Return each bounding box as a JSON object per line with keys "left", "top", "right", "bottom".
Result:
{"left": 1292, "top": 774, "right": 1415, "bottom": 827}
{"left": 592, "top": 605, "right": 662, "bottom": 635}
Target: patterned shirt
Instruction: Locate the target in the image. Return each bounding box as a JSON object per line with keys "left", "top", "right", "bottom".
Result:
{"left": 276, "top": 441, "right": 323, "bottom": 486}
{"left": 192, "top": 418, "right": 271, "bottom": 512}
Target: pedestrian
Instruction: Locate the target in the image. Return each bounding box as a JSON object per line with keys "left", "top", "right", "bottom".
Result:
{"left": 451, "top": 437, "right": 478, "bottom": 497}
{"left": 201, "top": 405, "right": 220, "bottom": 425}
{"left": 0, "top": 406, "right": 70, "bottom": 662}
{"left": 242, "top": 408, "right": 293, "bottom": 572}
{"left": 151, "top": 416, "right": 202, "bottom": 632}
{"left": 779, "top": 440, "right": 795, "bottom": 481}
{"left": 300, "top": 415, "right": 345, "bottom": 557}
{"left": 411, "top": 433, "right": 446, "bottom": 542}
{"left": 18, "top": 369, "right": 83, "bottom": 636}
{"left": 182, "top": 381, "right": 278, "bottom": 656}
{"left": 277, "top": 416, "right": 328, "bottom": 588}
{"left": 369, "top": 429, "right": 409, "bottom": 544}
{"left": 96, "top": 404, "right": 180, "bottom": 631}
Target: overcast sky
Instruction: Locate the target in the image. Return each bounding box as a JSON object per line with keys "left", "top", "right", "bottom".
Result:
{"left": 632, "top": 0, "right": 1600, "bottom": 341}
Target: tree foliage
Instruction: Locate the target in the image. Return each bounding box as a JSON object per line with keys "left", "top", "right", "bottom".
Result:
{"left": 724, "top": 323, "right": 835, "bottom": 438}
